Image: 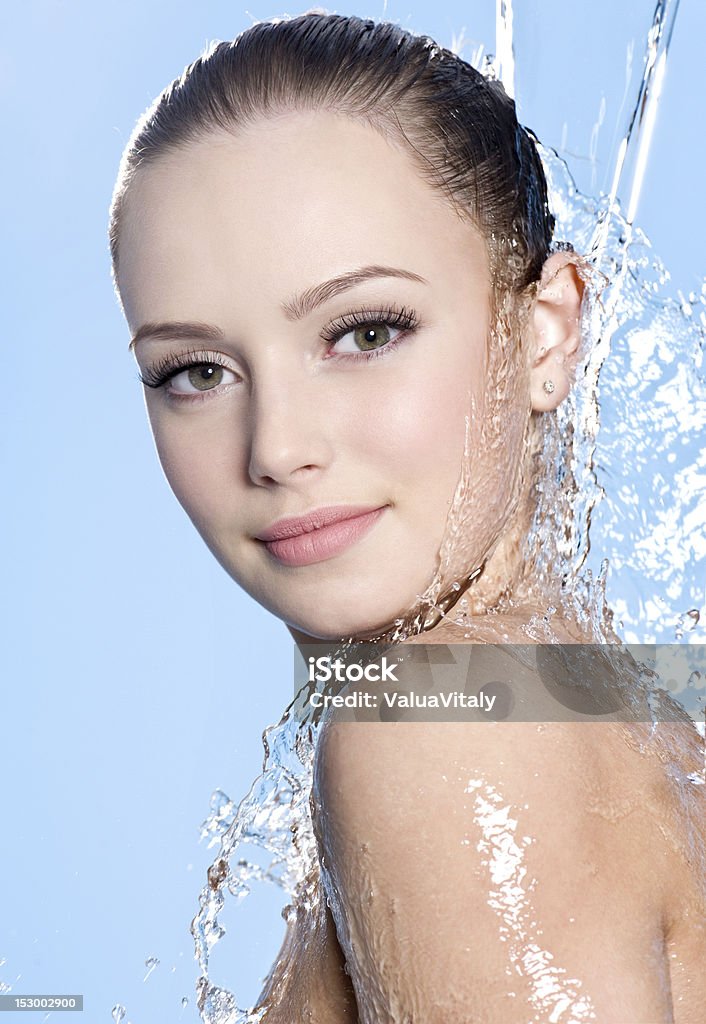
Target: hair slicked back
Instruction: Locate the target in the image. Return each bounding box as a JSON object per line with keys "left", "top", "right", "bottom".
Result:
{"left": 109, "top": 11, "right": 555, "bottom": 294}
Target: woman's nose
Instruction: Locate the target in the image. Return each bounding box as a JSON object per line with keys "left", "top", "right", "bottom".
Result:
{"left": 246, "top": 377, "right": 334, "bottom": 486}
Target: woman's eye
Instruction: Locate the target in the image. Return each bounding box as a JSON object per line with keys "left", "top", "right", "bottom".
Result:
{"left": 331, "top": 322, "right": 398, "bottom": 354}
{"left": 169, "top": 363, "right": 238, "bottom": 394}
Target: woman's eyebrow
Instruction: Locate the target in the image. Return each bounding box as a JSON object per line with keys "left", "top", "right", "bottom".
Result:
{"left": 281, "top": 264, "right": 429, "bottom": 321}
{"left": 129, "top": 321, "right": 224, "bottom": 352}
{"left": 129, "top": 265, "right": 428, "bottom": 350}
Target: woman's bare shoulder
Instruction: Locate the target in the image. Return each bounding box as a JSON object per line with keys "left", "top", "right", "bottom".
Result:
{"left": 312, "top": 673, "right": 705, "bottom": 1020}
{"left": 314, "top": 668, "right": 703, "bottom": 902}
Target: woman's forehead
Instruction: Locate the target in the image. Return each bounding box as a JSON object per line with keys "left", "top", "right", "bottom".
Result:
{"left": 117, "top": 111, "right": 491, "bottom": 321}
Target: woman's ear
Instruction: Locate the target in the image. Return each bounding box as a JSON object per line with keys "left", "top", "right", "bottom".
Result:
{"left": 528, "top": 252, "right": 584, "bottom": 412}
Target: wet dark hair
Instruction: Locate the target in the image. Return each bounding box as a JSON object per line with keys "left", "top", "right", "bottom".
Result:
{"left": 109, "top": 10, "right": 555, "bottom": 294}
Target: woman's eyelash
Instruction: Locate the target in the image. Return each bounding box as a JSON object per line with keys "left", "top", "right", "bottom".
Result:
{"left": 321, "top": 304, "right": 420, "bottom": 345}
{"left": 137, "top": 348, "right": 232, "bottom": 390}
{"left": 136, "top": 305, "right": 421, "bottom": 391}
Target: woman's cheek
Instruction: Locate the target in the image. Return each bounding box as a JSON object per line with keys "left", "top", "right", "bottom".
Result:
{"left": 370, "top": 369, "right": 472, "bottom": 477}
{"left": 148, "top": 412, "right": 234, "bottom": 531}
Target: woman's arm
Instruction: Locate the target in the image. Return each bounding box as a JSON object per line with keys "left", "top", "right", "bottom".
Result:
{"left": 313, "top": 715, "right": 695, "bottom": 1023}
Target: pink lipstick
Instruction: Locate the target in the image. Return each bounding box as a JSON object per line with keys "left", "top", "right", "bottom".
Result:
{"left": 256, "top": 505, "right": 387, "bottom": 567}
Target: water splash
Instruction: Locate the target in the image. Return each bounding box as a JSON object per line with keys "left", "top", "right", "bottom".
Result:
{"left": 494, "top": 0, "right": 516, "bottom": 99}
{"left": 191, "top": 698, "right": 326, "bottom": 1023}
{"left": 598, "top": 0, "right": 680, "bottom": 243}
{"left": 538, "top": 142, "right": 706, "bottom": 645}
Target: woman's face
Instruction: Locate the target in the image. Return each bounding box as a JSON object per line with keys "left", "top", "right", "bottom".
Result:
{"left": 117, "top": 110, "right": 531, "bottom": 639}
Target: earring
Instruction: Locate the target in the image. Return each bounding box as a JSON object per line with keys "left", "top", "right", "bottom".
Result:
{"left": 542, "top": 379, "right": 555, "bottom": 394}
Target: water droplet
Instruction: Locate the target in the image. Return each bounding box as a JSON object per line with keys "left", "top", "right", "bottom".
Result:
{"left": 143, "top": 956, "right": 159, "bottom": 982}
{"left": 210, "top": 789, "right": 234, "bottom": 816}
{"left": 112, "top": 1006, "right": 126, "bottom": 1024}
{"left": 181, "top": 996, "right": 189, "bottom": 1009}
{"left": 675, "top": 608, "right": 701, "bottom": 639}
{"left": 207, "top": 859, "right": 228, "bottom": 891}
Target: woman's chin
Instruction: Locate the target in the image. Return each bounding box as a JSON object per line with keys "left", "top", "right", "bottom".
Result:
{"left": 286, "top": 615, "right": 398, "bottom": 643}
{"left": 252, "top": 562, "right": 443, "bottom": 642}
{"left": 284, "top": 599, "right": 425, "bottom": 643}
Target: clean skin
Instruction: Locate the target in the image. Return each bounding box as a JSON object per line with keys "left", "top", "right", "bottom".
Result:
{"left": 117, "top": 108, "right": 581, "bottom": 642}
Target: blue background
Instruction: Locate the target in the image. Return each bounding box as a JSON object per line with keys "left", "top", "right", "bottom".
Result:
{"left": 1, "top": 1, "right": 704, "bottom": 1020}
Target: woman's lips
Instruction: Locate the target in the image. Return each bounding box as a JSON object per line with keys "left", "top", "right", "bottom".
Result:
{"left": 256, "top": 505, "right": 388, "bottom": 567}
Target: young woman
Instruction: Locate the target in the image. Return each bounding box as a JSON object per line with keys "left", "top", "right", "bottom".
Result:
{"left": 109, "top": 12, "right": 704, "bottom": 1021}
